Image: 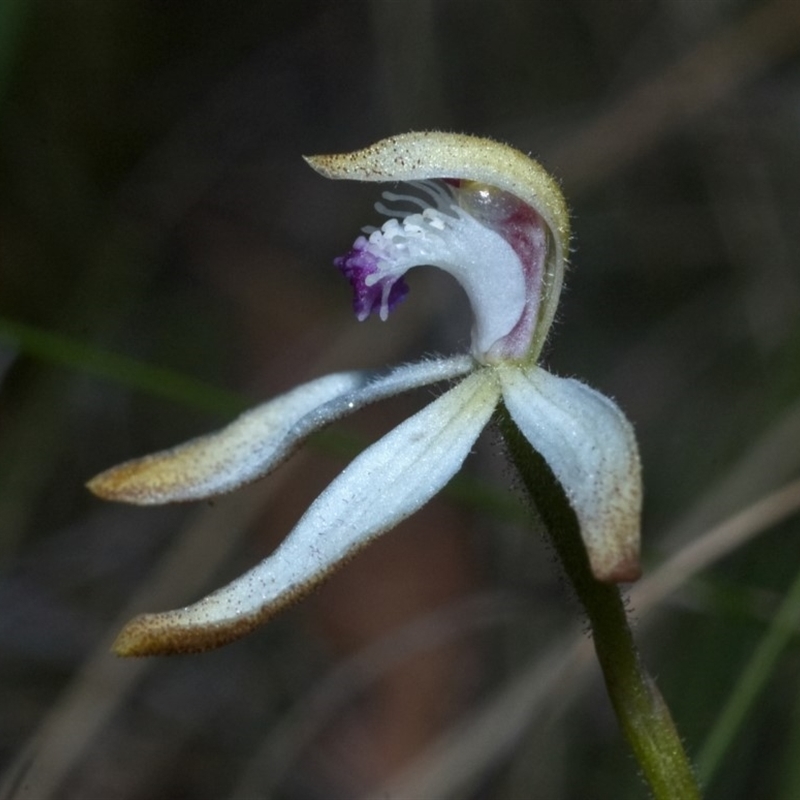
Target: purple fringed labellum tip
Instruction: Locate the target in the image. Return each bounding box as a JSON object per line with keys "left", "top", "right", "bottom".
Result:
{"left": 334, "top": 236, "right": 410, "bottom": 322}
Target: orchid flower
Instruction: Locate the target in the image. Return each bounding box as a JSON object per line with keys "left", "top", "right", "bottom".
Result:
{"left": 88, "top": 132, "right": 642, "bottom": 656}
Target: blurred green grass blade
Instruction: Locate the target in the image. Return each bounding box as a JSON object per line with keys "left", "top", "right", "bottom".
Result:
{"left": 0, "top": 0, "right": 30, "bottom": 107}
{"left": 777, "top": 685, "right": 800, "bottom": 800}
{"left": 0, "top": 316, "right": 523, "bottom": 519}
{"left": 697, "top": 562, "right": 800, "bottom": 787}
{"left": 0, "top": 315, "right": 248, "bottom": 414}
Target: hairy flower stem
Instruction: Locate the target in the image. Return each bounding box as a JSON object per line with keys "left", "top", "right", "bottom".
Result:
{"left": 497, "top": 403, "right": 702, "bottom": 799}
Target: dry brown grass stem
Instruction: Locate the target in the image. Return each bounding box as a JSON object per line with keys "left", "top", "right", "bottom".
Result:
{"left": 551, "top": 0, "right": 800, "bottom": 190}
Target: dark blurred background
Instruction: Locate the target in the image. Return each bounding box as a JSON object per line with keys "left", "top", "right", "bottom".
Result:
{"left": 1, "top": 1, "right": 800, "bottom": 798}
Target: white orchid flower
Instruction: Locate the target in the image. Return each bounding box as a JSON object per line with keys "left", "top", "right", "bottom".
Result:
{"left": 89, "top": 132, "right": 642, "bottom": 656}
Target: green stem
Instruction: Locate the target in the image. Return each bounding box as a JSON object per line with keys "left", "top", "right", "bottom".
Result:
{"left": 496, "top": 403, "right": 702, "bottom": 799}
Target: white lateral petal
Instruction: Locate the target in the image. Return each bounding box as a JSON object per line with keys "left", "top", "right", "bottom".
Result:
{"left": 112, "top": 368, "right": 499, "bottom": 654}
{"left": 499, "top": 364, "right": 642, "bottom": 583}
{"left": 88, "top": 355, "right": 474, "bottom": 505}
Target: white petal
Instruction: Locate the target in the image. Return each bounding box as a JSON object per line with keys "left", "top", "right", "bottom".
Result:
{"left": 498, "top": 364, "right": 642, "bottom": 583}
{"left": 112, "top": 369, "right": 500, "bottom": 654}
{"left": 88, "top": 355, "right": 474, "bottom": 505}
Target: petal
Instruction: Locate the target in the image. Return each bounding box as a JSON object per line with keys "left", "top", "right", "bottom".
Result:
{"left": 88, "top": 355, "right": 474, "bottom": 505}
{"left": 305, "top": 132, "right": 570, "bottom": 358}
{"left": 112, "top": 368, "right": 500, "bottom": 655}
{"left": 498, "top": 364, "right": 642, "bottom": 583}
